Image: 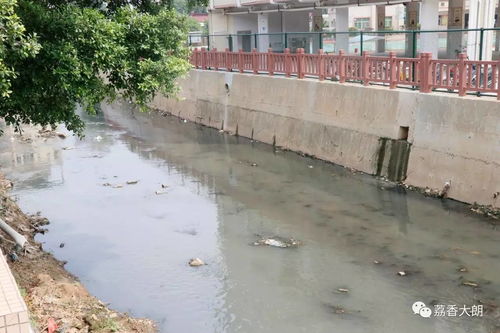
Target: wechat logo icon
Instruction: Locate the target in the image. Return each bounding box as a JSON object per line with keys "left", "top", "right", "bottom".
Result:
{"left": 412, "top": 301, "right": 432, "bottom": 318}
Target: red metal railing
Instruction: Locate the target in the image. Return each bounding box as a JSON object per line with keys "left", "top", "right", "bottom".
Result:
{"left": 190, "top": 48, "right": 500, "bottom": 99}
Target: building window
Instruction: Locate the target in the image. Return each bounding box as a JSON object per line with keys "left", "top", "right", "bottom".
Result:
{"left": 354, "top": 17, "right": 371, "bottom": 30}
{"left": 384, "top": 16, "right": 392, "bottom": 29}
{"left": 439, "top": 14, "right": 448, "bottom": 26}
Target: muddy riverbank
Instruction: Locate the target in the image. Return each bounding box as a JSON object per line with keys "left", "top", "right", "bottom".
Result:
{"left": 0, "top": 127, "right": 156, "bottom": 332}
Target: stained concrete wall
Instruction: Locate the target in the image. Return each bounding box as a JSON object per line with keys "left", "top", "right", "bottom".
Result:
{"left": 151, "top": 69, "right": 500, "bottom": 207}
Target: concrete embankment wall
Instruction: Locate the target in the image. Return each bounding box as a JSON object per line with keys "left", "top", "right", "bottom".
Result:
{"left": 151, "top": 69, "right": 500, "bottom": 208}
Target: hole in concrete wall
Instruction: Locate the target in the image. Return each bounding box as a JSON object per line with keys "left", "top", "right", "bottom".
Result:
{"left": 398, "top": 126, "right": 409, "bottom": 141}
{"left": 225, "top": 83, "right": 230, "bottom": 93}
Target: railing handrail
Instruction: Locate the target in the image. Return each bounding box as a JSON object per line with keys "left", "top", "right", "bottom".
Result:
{"left": 190, "top": 27, "right": 500, "bottom": 37}
{"left": 190, "top": 48, "right": 500, "bottom": 100}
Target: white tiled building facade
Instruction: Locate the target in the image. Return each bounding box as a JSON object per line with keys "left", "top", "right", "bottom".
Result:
{"left": 207, "top": 0, "right": 500, "bottom": 60}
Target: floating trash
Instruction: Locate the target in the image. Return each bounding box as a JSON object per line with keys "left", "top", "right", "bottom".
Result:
{"left": 462, "top": 281, "right": 479, "bottom": 288}
{"left": 439, "top": 181, "right": 451, "bottom": 198}
{"left": 20, "top": 137, "right": 32, "bottom": 143}
{"left": 253, "top": 237, "right": 301, "bottom": 248}
{"left": 189, "top": 258, "right": 204, "bottom": 266}
{"left": 126, "top": 180, "right": 139, "bottom": 185}
{"left": 324, "top": 304, "right": 347, "bottom": 315}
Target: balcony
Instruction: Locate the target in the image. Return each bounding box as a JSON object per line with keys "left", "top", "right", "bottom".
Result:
{"left": 212, "top": 0, "right": 240, "bottom": 9}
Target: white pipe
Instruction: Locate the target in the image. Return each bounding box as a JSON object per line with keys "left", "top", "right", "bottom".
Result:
{"left": 282, "top": 6, "right": 315, "bottom": 11}
{"left": 0, "top": 218, "right": 27, "bottom": 248}
{"left": 225, "top": 9, "right": 251, "bottom": 14}
{"left": 249, "top": 8, "right": 281, "bottom": 12}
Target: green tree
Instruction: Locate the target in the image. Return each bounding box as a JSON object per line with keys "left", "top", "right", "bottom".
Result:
{"left": 173, "top": 0, "right": 207, "bottom": 15}
{"left": 111, "top": 8, "right": 191, "bottom": 109}
{"left": 186, "top": 16, "right": 201, "bottom": 31}
{"left": 0, "top": 0, "right": 39, "bottom": 98}
{"left": 0, "top": 0, "right": 195, "bottom": 135}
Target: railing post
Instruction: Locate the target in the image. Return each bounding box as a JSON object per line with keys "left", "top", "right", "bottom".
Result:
{"left": 479, "top": 28, "right": 485, "bottom": 61}
{"left": 213, "top": 48, "right": 218, "bottom": 70}
{"left": 339, "top": 49, "right": 346, "bottom": 83}
{"left": 225, "top": 48, "right": 231, "bottom": 72}
{"left": 362, "top": 51, "right": 369, "bottom": 86}
{"left": 192, "top": 48, "right": 197, "bottom": 68}
{"left": 318, "top": 49, "right": 325, "bottom": 81}
{"left": 411, "top": 30, "right": 417, "bottom": 58}
{"left": 252, "top": 48, "right": 258, "bottom": 74}
{"left": 228, "top": 35, "right": 233, "bottom": 52}
{"left": 267, "top": 48, "right": 274, "bottom": 76}
{"left": 201, "top": 48, "right": 207, "bottom": 70}
{"left": 297, "top": 48, "right": 304, "bottom": 79}
{"left": 458, "top": 53, "right": 467, "bottom": 96}
{"left": 360, "top": 31, "right": 364, "bottom": 56}
{"left": 497, "top": 60, "right": 500, "bottom": 100}
{"left": 284, "top": 48, "right": 291, "bottom": 77}
{"left": 389, "top": 51, "right": 397, "bottom": 89}
{"left": 238, "top": 49, "right": 243, "bottom": 73}
{"left": 419, "top": 52, "right": 432, "bottom": 93}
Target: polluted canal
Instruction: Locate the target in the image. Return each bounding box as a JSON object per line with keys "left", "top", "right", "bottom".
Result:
{"left": 1, "top": 101, "right": 499, "bottom": 333}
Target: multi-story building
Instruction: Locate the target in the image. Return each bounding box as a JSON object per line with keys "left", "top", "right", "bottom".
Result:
{"left": 206, "top": 0, "right": 499, "bottom": 60}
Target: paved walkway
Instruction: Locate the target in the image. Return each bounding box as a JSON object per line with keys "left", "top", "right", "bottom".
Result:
{"left": 0, "top": 250, "right": 31, "bottom": 333}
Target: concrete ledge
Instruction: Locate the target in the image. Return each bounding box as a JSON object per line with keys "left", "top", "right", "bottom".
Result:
{"left": 151, "top": 69, "right": 500, "bottom": 207}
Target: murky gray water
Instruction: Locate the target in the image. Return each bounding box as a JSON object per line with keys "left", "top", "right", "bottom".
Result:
{"left": 1, "top": 101, "right": 499, "bottom": 333}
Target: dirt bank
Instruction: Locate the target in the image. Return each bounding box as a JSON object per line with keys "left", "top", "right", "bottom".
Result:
{"left": 0, "top": 141, "right": 156, "bottom": 332}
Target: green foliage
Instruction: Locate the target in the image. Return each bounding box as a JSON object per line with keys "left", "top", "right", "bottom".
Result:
{"left": 186, "top": 16, "right": 201, "bottom": 31}
{"left": 0, "top": 0, "right": 193, "bottom": 135}
{"left": 0, "top": 0, "right": 40, "bottom": 98}
{"left": 110, "top": 8, "right": 191, "bottom": 110}
{"left": 39, "top": 0, "right": 208, "bottom": 14}
{"left": 173, "top": 0, "right": 207, "bottom": 15}
{"left": 348, "top": 27, "right": 359, "bottom": 37}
